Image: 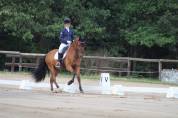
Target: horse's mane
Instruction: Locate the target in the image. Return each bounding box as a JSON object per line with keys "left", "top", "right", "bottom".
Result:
{"left": 72, "top": 37, "right": 79, "bottom": 47}
{"left": 68, "top": 37, "right": 80, "bottom": 51}
{"left": 65, "top": 37, "right": 80, "bottom": 60}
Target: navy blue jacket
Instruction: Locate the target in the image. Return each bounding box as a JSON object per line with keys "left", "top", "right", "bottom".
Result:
{"left": 59, "top": 28, "right": 74, "bottom": 44}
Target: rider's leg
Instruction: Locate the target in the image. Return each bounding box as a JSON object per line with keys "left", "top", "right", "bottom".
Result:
{"left": 58, "top": 43, "right": 67, "bottom": 64}
{"left": 58, "top": 53, "right": 63, "bottom": 65}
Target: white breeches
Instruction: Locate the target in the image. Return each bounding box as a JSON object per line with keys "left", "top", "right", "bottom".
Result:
{"left": 58, "top": 43, "right": 68, "bottom": 53}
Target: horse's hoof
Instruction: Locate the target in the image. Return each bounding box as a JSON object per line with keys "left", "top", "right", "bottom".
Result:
{"left": 55, "top": 62, "right": 61, "bottom": 69}
{"left": 53, "top": 88, "right": 62, "bottom": 93}
{"left": 56, "top": 88, "right": 63, "bottom": 93}
{"left": 80, "top": 89, "right": 84, "bottom": 93}
{"left": 53, "top": 90, "right": 58, "bottom": 93}
{"left": 67, "top": 80, "right": 74, "bottom": 85}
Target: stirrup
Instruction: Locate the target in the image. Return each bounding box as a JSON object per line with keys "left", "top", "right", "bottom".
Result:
{"left": 55, "top": 62, "right": 61, "bottom": 68}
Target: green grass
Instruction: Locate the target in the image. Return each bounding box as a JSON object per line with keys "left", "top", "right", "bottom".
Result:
{"left": 0, "top": 71, "right": 31, "bottom": 76}
{"left": 81, "top": 73, "right": 178, "bottom": 86}
{"left": 60, "top": 72, "right": 176, "bottom": 85}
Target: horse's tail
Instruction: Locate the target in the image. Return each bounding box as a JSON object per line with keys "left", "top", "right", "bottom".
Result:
{"left": 32, "top": 56, "right": 48, "bottom": 82}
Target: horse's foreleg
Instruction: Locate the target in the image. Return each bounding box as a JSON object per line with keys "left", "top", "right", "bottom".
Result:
{"left": 66, "top": 65, "right": 83, "bottom": 93}
{"left": 66, "top": 66, "right": 75, "bottom": 85}
{"left": 68, "top": 74, "right": 75, "bottom": 85}
{"left": 76, "top": 74, "right": 83, "bottom": 93}
{"left": 75, "top": 67, "right": 83, "bottom": 93}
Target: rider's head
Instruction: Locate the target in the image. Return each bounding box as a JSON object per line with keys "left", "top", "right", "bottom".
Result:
{"left": 64, "top": 17, "right": 71, "bottom": 28}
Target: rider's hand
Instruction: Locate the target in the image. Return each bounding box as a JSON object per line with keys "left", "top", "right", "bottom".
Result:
{"left": 67, "top": 41, "right": 71, "bottom": 44}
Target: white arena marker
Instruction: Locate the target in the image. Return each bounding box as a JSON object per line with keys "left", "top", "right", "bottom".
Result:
{"left": 100, "top": 73, "right": 111, "bottom": 94}
{"left": 166, "top": 87, "right": 178, "bottom": 98}
{"left": 19, "top": 80, "right": 32, "bottom": 90}
{"left": 112, "top": 85, "right": 125, "bottom": 96}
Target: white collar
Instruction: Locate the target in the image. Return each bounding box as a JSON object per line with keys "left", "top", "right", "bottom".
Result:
{"left": 65, "top": 27, "right": 70, "bottom": 32}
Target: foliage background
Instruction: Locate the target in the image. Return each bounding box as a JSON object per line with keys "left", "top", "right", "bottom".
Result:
{"left": 0, "top": 0, "right": 178, "bottom": 59}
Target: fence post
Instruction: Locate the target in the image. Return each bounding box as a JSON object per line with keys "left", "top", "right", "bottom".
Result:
{"left": 36, "top": 57, "right": 40, "bottom": 67}
{"left": 19, "top": 55, "right": 22, "bottom": 71}
{"left": 158, "top": 60, "right": 162, "bottom": 80}
{"left": 11, "top": 56, "right": 15, "bottom": 72}
{"left": 127, "top": 58, "right": 131, "bottom": 76}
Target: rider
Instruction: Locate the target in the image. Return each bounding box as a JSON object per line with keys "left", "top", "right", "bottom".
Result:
{"left": 57, "top": 17, "right": 74, "bottom": 67}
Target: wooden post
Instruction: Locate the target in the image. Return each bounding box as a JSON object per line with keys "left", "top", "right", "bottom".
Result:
{"left": 19, "top": 56, "right": 22, "bottom": 71}
{"left": 158, "top": 60, "right": 162, "bottom": 80}
{"left": 119, "top": 62, "right": 122, "bottom": 76}
{"left": 127, "top": 58, "right": 131, "bottom": 77}
{"left": 11, "top": 56, "right": 15, "bottom": 72}
{"left": 36, "top": 57, "right": 40, "bottom": 67}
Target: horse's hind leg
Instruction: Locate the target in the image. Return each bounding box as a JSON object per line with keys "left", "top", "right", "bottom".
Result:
{"left": 50, "top": 77, "right": 54, "bottom": 91}
{"left": 54, "top": 69, "right": 59, "bottom": 88}
{"left": 49, "top": 66, "right": 59, "bottom": 91}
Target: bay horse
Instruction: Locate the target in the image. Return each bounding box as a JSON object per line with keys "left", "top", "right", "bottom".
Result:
{"left": 32, "top": 37, "right": 85, "bottom": 93}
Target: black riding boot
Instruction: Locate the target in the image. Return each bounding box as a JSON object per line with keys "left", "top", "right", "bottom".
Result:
{"left": 58, "top": 53, "right": 63, "bottom": 63}
{"left": 56, "top": 53, "right": 63, "bottom": 68}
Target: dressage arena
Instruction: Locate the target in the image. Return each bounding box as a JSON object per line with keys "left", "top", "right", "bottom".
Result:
{"left": 0, "top": 72, "right": 178, "bottom": 118}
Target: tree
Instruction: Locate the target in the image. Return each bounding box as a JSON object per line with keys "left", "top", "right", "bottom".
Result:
{"left": 0, "top": 0, "right": 178, "bottom": 58}
{"left": 122, "top": 0, "right": 178, "bottom": 48}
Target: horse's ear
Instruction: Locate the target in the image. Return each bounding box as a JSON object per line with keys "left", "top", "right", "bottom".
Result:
{"left": 75, "top": 37, "right": 80, "bottom": 41}
{"left": 78, "top": 36, "right": 86, "bottom": 47}
{"left": 78, "top": 36, "right": 85, "bottom": 42}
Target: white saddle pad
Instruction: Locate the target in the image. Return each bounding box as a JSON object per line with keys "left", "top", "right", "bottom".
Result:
{"left": 54, "top": 50, "right": 67, "bottom": 60}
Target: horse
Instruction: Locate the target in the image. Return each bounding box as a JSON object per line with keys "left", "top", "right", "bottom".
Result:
{"left": 32, "top": 37, "right": 85, "bottom": 93}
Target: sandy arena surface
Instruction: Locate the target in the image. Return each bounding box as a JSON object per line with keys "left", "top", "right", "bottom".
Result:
{"left": 0, "top": 72, "right": 178, "bottom": 118}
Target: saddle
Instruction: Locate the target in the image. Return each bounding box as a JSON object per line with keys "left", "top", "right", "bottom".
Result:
{"left": 54, "top": 51, "right": 67, "bottom": 61}
{"left": 54, "top": 46, "right": 70, "bottom": 69}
